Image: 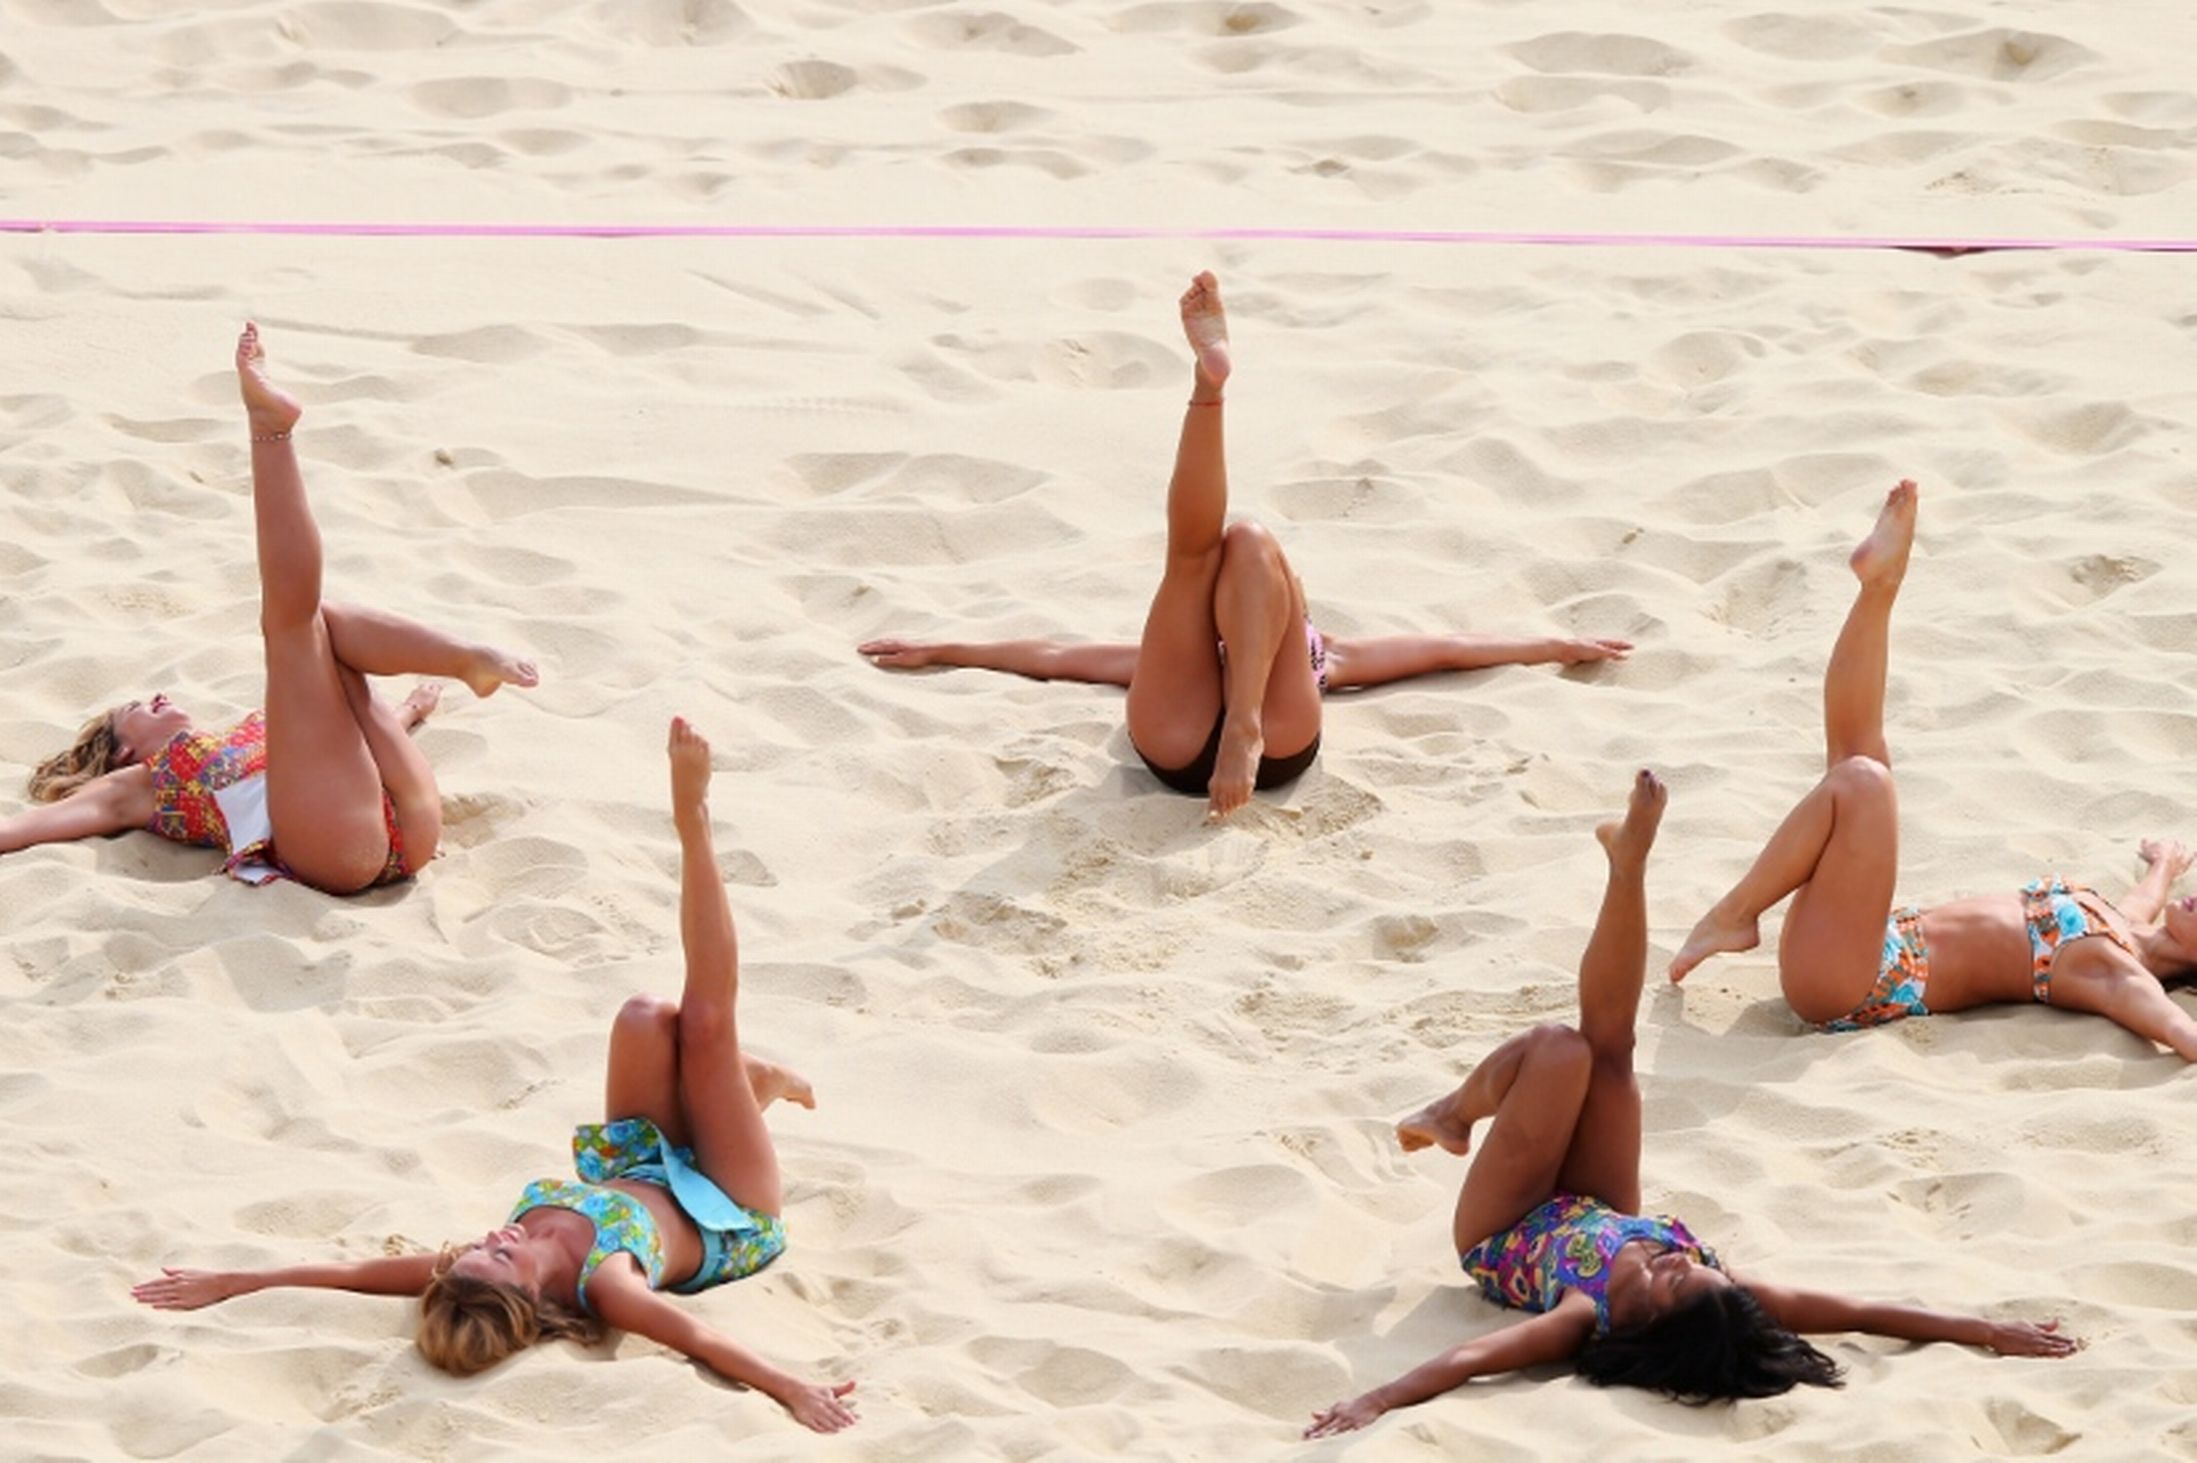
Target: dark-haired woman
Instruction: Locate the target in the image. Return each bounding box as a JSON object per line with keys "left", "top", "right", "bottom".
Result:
{"left": 134, "top": 719, "right": 858, "bottom": 1434}
{"left": 1304, "top": 770, "right": 2074, "bottom": 1438}
{"left": 0, "top": 325, "right": 536, "bottom": 893}
{"left": 858, "top": 272, "right": 1631, "bottom": 822}
{"left": 1670, "top": 482, "right": 2197, "bottom": 1057}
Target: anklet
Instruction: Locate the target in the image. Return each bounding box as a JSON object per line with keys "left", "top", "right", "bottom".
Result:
{"left": 251, "top": 431, "right": 292, "bottom": 443}
{"left": 1188, "top": 397, "right": 1224, "bottom": 407}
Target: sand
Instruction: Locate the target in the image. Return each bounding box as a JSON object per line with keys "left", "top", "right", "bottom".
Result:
{"left": 3, "top": 1, "right": 2196, "bottom": 1458}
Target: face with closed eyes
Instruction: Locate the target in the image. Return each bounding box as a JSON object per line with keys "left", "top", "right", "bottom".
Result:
{"left": 448, "top": 1224, "right": 545, "bottom": 1296}
{"left": 1603, "top": 1240, "right": 1732, "bottom": 1331}
{"left": 109, "top": 694, "right": 192, "bottom": 766}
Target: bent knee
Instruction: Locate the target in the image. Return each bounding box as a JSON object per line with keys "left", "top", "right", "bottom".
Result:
{"left": 1219, "top": 519, "right": 1283, "bottom": 565}
{"left": 615, "top": 993, "right": 680, "bottom": 1043}
{"left": 1528, "top": 1022, "right": 1594, "bottom": 1071}
{"left": 676, "top": 999, "right": 736, "bottom": 1056}
{"left": 1827, "top": 754, "right": 1893, "bottom": 793}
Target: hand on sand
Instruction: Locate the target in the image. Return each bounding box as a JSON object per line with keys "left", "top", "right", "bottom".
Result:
{"left": 858, "top": 637, "right": 943, "bottom": 670}
{"left": 1554, "top": 637, "right": 1634, "bottom": 665}
{"left": 1984, "top": 1319, "right": 2080, "bottom": 1358}
{"left": 780, "top": 1379, "right": 859, "bottom": 1433}
{"left": 1304, "top": 1393, "right": 1386, "bottom": 1438}
{"left": 2140, "top": 838, "right": 2193, "bottom": 881}
{"left": 132, "top": 1267, "right": 245, "bottom": 1311}
{"left": 668, "top": 716, "right": 713, "bottom": 813}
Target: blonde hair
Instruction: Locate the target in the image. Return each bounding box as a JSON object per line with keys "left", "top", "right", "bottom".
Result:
{"left": 28, "top": 710, "right": 125, "bottom": 803}
{"left": 416, "top": 1249, "right": 602, "bottom": 1377}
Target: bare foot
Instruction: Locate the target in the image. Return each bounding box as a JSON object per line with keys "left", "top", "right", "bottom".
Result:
{"left": 236, "top": 322, "right": 303, "bottom": 437}
{"left": 1180, "top": 270, "right": 1231, "bottom": 397}
{"left": 1668, "top": 903, "right": 1760, "bottom": 984}
{"left": 400, "top": 681, "right": 444, "bottom": 731}
{"left": 744, "top": 1054, "right": 817, "bottom": 1111}
{"left": 1595, "top": 769, "right": 1667, "bottom": 871}
{"left": 1396, "top": 1087, "right": 1475, "bottom": 1156}
{"left": 1849, "top": 479, "right": 1918, "bottom": 589}
{"left": 461, "top": 646, "right": 540, "bottom": 699}
{"left": 1205, "top": 715, "right": 1262, "bottom": 822}
{"left": 668, "top": 716, "right": 713, "bottom": 815}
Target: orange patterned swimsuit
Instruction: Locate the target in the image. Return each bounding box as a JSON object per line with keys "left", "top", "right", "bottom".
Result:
{"left": 142, "top": 711, "right": 406, "bottom": 888}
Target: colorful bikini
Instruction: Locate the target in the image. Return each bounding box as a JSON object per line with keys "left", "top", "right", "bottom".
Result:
{"left": 1461, "top": 1191, "right": 1723, "bottom": 1334}
{"left": 1818, "top": 877, "right": 2137, "bottom": 1032}
{"left": 511, "top": 1116, "right": 786, "bottom": 1313}
{"left": 2021, "top": 878, "right": 2135, "bottom": 1004}
{"left": 142, "top": 711, "right": 406, "bottom": 887}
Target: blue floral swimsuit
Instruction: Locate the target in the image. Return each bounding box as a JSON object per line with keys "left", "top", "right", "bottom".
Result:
{"left": 511, "top": 1116, "right": 787, "bottom": 1313}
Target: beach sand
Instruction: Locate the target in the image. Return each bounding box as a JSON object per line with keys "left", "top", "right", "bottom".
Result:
{"left": 3, "top": 2, "right": 2196, "bottom": 1458}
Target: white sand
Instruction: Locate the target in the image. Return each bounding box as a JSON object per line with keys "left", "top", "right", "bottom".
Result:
{"left": 3, "top": 3, "right": 2196, "bottom": 1458}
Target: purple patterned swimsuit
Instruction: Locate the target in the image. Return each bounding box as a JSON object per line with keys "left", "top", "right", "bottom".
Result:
{"left": 1461, "top": 1192, "right": 1723, "bottom": 1334}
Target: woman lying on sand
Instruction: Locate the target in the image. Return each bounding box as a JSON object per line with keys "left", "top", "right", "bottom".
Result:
{"left": 859, "top": 272, "right": 1631, "bottom": 821}
{"left": 1669, "top": 482, "right": 2197, "bottom": 1058}
{"left": 134, "top": 719, "right": 857, "bottom": 1433}
{"left": 1305, "top": 770, "right": 2075, "bottom": 1437}
{"left": 0, "top": 326, "right": 536, "bottom": 893}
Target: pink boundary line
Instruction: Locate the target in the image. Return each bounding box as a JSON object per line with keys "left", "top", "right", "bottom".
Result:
{"left": 2, "top": 219, "right": 2194, "bottom": 251}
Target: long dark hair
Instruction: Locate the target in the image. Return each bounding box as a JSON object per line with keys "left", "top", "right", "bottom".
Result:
{"left": 1575, "top": 1285, "right": 1843, "bottom": 1402}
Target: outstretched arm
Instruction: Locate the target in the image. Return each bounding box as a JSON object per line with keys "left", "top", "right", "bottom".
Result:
{"left": 132, "top": 1252, "right": 440, "bottom": 1310}
{"left": 1322, "top": 634, "right": 1631, "bottom": 691}
{"left": 1304, "top": 1298, "right": 1595, "bottom": 1438}
{"left": 1743, "top": 1280, "right": 2078, "bottom": 1356}
{"left": 589, "top": 1265, "right": 858, "bottom": 1433}
{"left": 2121, "top": 839, "right": 2193, "bottom": 923}
{"left": 858, "top": 637, "right": 1138, "bottom": 686}
{"left": 0, "top": 770, "right": 154, "bottom": 855}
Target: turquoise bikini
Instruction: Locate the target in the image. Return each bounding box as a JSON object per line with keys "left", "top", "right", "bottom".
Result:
{"left": 511, "top": 1116, "right": 786, "bottom": 1312}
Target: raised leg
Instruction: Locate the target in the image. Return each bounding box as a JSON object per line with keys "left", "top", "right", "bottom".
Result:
{"left": 666, "top": 718, "right": 785, "bottom": 1218}
{"left": 1671, "top": 757, "right": 1899, "bottom": 1023}
{"left": 321, "top": 602, "right": 537, "bottom": 699}
{"left": 334, "top": 664, "right": 441, "bottom": 873}
{"left": 604, "top": 993, "right": 816, "bottom": 1141}
{"left": 1125, "top": 273, "right": 1235, "bottom": 774}
{"left": 1207, "top": 520, "right": 1322, "bottom": 818}
{"left": 1413, "top": 1024, "right": 1594, "bottom": 1257}
{"left": 1551, "top": 770, "right": 1666, "bottom": 1215}
{"left": 1821, "top": 480, "right": 1916, "bottom": 769}
{"left": 238, "top": 325, "right": 392, "bottom": 894}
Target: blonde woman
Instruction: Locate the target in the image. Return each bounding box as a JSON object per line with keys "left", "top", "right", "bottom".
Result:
{"left": 2, "top": 324, "right": 536, "bottom": 892}
{"left": 134, "top": 719, "right": 858, "bottom": 1434}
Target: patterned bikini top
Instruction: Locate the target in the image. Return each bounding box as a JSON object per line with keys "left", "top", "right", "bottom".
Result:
{"left": 510, "top": 1177, "right": 665, "bottom": 1311}
{"left": 142, "top": 713, "right": 275, "bottom": 876}
{"left": 1462, "top": 1191, "right": 1723, "bottom": 1334}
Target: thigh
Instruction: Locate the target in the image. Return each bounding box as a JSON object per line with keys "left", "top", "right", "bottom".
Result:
{"left": 1450, "top": 1039, "right": 1593, "bottom": 1256}
{"left": 1125, "top": 553, "right": 1226, "bottom": 766}
{"left": 1255, "top": 575, "right": 1323, "bottom": 758}
{"left": 262, "top": 617, "right": 389, "bottom": 891}
{"left": 604, "top": 996, "right": 692, "bottom": 1145}
{"left": 1778, "top": 778, "right": 1901, "bottom": 1024}
{"left": 1552, "top": 1058, "right": 1642, "bottom": 1216}
{"left": 334, "top": 666, "right": 442, "bottom": 870}
{"left": 676, "top": 1010, "right": 782, "bottom": 1217}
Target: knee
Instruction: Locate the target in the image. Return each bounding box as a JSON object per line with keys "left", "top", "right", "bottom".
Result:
{"left": 614, "top": 994, "right": 680, "bottom": 1047}
{"left": 676, "top": 998, "right": 735, "bottom": 1058}
{"left": 1827, "top": 755, "right": 1894, "bottom": 799}
{"left": 1220, "top": 519, "right": 1281, "bottom": 566}
{"left": 1528, "top": 1022, "right": 1594, "bottom": 1075}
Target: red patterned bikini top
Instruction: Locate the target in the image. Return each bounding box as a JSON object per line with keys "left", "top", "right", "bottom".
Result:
{"left": 142, "top": 712, "right": 273, "bottom": 872}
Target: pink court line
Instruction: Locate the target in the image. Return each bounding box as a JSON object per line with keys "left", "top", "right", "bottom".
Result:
{"left": 2, "top": 219, "right": 2195, "bottom": 252}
